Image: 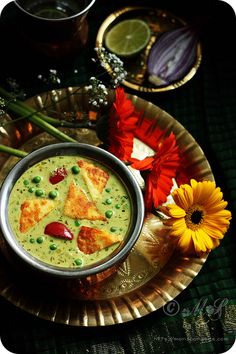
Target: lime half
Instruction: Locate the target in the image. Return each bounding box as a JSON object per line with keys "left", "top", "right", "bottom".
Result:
{"left": 105, "top": 19, "right": 151, "bottom": 57}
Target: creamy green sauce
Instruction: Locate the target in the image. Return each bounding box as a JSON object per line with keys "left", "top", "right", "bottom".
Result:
{"left": 8, "top": 156, "right": 131, "bottom": 268}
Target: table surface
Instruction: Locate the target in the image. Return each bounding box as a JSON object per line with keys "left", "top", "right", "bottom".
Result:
{"left": 0, "top": 0, "right": 235, "bottom": 353}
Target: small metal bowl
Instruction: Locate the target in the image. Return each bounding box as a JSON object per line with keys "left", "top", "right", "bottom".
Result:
{"left": 0, "top": 142, "right": 144, "bottom": 282}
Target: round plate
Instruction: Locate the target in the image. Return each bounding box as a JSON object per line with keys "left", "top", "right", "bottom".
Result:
{"left": 96, "top": 6, "right": 202, "bottom": 93}
{"left": 0, "top": 87, "right": 212, "bottom": 326}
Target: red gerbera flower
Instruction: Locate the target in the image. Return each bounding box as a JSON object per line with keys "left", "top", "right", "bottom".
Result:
{"left": 175, "top": 153, "right": 194, "bottom": 186}
{"left": 131, "top": 132, "right": 180, "bottom": 210}
{"left": 107, "top": 89, "right": 180, "bottom": 211}
{"left": 108, "top": 87, "right": 138, "bottom": 161}
{"left": 135, "top": 116, "right": 167, "bottom": 151}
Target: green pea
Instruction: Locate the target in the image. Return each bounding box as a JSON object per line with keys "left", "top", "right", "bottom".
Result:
{"left": 74, "top": 258, "right": 83, "bottom": 266}
{"left": 32, "top": 176, "right": 42, "bottom": 183}
{"left": 28, "top": 187, "right": 35, "bottom": 193}
{"left": 30, "top": 238, "right": 35, "bottom": 243}
{"left": 37, "top": 236, "right": 44, "bottom": 244}
{"left": 75, "top": 220, "right": 81, "bottom": 227}
{"left": 50, "top": 244, "right": 57, "bottom": 250}
{"left": 106, "top": 198, "right": 112, "bottom": 205}
{"left": 49, "top": 190, "right": 58, "bottom": 199}
{"left": 110, "top": 226, "right": 118, "bottom": 232}
{"left": 23, "top": 180, "right": 29, "bottom": 186}
{"left": 121, "top": 196, "right": 128, "bottom": 203}
{"left": 105, "top": 210, "right": 113, "bottom": 218}
{"left": 71, "top": 166, "right": 80, "bottom": 174}
{"left": 105, "top": 188, "right": 111, "bottom": 193}
{"left": 115, "top": 204, "right": 121, "bottom": 209}
{"left": 35, "top": 189, "right": 44, "bottom": 197}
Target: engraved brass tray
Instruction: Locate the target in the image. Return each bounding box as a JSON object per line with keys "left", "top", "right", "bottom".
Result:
{"left": 0, "top": 87, "right": 212, "bottom": 326}
{"left": 96, "top": 6, "right": 202, "bottom": 93}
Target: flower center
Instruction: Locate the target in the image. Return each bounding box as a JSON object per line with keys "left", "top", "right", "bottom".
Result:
{"left": 191, "top": 210, "right": 203, "bottom": 224}
{"left": 185, "top": 205, "right": 205, "bottom": 230}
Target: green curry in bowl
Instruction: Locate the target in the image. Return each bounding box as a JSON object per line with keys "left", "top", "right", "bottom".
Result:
{"left": 0, "top": 143, "right": 144, "bottom": 279}
{"left": 8, "top": 155, "right": 131, "bottom": 268}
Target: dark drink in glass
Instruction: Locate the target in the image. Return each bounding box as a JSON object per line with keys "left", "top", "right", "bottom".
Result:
{"left": 13, "top": 0, "right": 96, "bottom": 57}
{"left": 17, "top": 0, "right": 88, "bottom": 19}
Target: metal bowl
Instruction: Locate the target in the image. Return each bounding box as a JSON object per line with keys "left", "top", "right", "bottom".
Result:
{"left": 0, "top": 142, "right": 144, "bottom": 281}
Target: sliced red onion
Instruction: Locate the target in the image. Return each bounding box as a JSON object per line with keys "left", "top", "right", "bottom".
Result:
{"left": 147, "top": 26, "right": 199, "bottom": 86}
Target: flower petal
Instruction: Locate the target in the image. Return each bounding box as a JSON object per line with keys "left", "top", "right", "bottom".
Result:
{"left": 191, "top": 179, "right": 204, "bottom": 203}
{"left": 167, "top": 205, "right": 186, "bottom": 218}
{"left": 211, "top": 238, "right": 220, "bottom": 249}
{"left": 206, "top": 212, "right": 231, "bottom": 226}
{"left": 191, "top": 231, "right": 202, "bottom": 253}
{"left": 131, "top": 157, "right": 154, "bottom": 170}
{"left": 202, "top": 232, "right": 214, "bottom": 251}
{"left": 183, "top": 184, "right": 193, "bottom": 207}
{"left": 204, "top": 187, "right": 223, "bottom": 208}
{"left": 206, "top": 202, "right": 230, "bottom": 214}
{"left": 170, "top": 218, "right": 187, "bottom": 236}
{"left": 202, "top": 224, "right": 224, "bottom": 239}
{"left": 204, "top": 219, "right": 230, "bottom": 236}
{"left": 177, "top": 228, "right": 194, "bottom": 253}
{"left": 192, "top": 229, "right": 207, "bottom": 253}
{"left": 172, "top": 188, "right": 190, "bottom": 210}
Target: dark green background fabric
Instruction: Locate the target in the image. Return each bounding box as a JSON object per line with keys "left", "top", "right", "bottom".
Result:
{"left": 0, "top": 0, "right": 235, "bottom": 353}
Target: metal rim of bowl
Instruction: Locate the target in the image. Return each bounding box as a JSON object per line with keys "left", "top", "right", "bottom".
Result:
{"left": 0, "top": 142, "right": 145, "bottom": 279}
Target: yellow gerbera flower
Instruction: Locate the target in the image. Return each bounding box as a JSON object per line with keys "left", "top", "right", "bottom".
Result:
{"left": 162, "top": 179, "right": 232, "bottom": 255}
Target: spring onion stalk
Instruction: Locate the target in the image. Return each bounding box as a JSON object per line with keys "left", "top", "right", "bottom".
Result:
{"left": 0, "top": 86, "right": 77, "bottom": 142}
{"left": 0, "top": 86, "right": 61, "bottom": 125}
{"left": 0, "top": 86, "right": 87, "bottom": 129}
{"left": 0, "top": 144, "right": 28, "bottom": 158}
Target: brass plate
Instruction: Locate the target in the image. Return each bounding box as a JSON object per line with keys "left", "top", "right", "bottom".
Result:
{"left": 0, "top": 88, "right": 212, "bottom": 326}
{"left": 96, "top": 6, "right": 202, "bottom": 93}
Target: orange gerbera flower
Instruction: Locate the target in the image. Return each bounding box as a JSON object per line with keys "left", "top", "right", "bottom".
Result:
{"left": 131, "top": 132, "right": 180, "bottom": 210}
{"left": 108, "top": 87, "right": 138, "bottom": 161}
{"left": 162, "top": 179, "right": 232, "bottom": 255}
